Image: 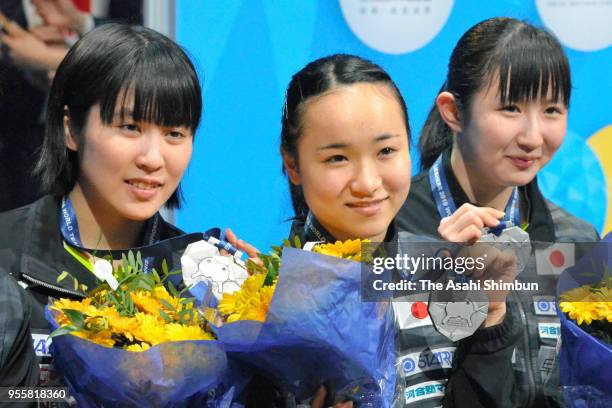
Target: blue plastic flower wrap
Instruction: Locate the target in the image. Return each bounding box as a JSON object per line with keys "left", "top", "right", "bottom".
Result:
{"left": 45, "top": 305, "right": 247, "bottom": 408}
{"left": 213, "top": 247, "right": 397, "bottom": 407}
{"left": 556, "top": 233, "right": 612, "bottom": 407}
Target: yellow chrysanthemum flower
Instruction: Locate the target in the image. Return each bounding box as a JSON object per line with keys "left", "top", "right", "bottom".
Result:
{"left": 313, "top": 239, "right": 368, "bottom": 261}
{"left": 70, "top": 328, "right": 115, "bottom": 348}
{"left": 165, "top": 323, "right": 213, "bottom": 341}
{"left": 560, "top": 283, "right": 612, "bottom": 327}
{"left": 126, "top": 342, "right": 151, "bottom": 352}
{"left": 153, "top": 286, "right": 182, "bottom": 310}
{"left": 218, "top": 274, "right": 277, "bottom": 323}
{"left": 130, "top": 291, "right": 163, "bottom": 316}
{"left": 560, "top": 301, "right": 600, "bottom": 326}
{"left": 132, "top": 313, "right": 167, "bottom": 345}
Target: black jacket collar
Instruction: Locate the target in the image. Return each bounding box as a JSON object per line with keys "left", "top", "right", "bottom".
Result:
{"left": 18, "top": 195, "right": 204, "bottom": 295}
{"left": 290, "top": 211, "right": 399, "bottom": 244}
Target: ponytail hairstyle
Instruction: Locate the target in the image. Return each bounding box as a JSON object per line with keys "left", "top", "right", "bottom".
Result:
{"left": 280, "top": 54, "right": 410, "bottom": 221}
{"left": 419, "top": 17, "right": 571, "bottom": 170}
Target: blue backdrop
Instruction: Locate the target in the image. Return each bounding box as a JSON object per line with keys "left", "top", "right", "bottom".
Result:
{"left": 175, "top": 0, "right": 611, "bottom": 250}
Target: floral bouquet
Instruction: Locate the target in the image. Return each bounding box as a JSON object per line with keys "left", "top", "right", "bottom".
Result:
{"left": 195, "top": 238, "right": 396, "bottom": 407}
{"left": 46, "top": 250, "right": 240, "bottom": 407}
{"left": 556, "top": 233, "right": 612, "bottom": 407}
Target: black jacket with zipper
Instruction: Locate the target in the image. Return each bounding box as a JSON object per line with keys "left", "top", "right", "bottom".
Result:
{"left": 395, "top": 151, "right": 600, "bottom": 407}
{"left": 0, "top": 195, "right": 203, "bottom": 390}
{"left": 284, "top": 215, "right": 523, "bottom": 408}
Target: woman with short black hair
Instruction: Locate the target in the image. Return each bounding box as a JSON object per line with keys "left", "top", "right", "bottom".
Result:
{"left": 0, "top": 23, "right": 204, "bottom": 387}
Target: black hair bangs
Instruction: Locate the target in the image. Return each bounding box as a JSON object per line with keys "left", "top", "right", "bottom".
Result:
{"left": 490, "top": 26, "right": 571, "bottom": 107}
{"left": 98, "top": 44, "right": 202, "bottom": 133}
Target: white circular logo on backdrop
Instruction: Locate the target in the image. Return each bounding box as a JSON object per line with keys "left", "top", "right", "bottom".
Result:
{"left": 536, "top": 0, "right": 611, "bottom": 51}
{"left": 339, "top": 0, "right": 454, "bottom": 54}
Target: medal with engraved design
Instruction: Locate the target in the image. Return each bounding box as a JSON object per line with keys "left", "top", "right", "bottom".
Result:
{"left": 428, "top": 272, "right": 489, "bottom": 341}
{"left": 479, "top": 225, "right": 531, "bottom": 274}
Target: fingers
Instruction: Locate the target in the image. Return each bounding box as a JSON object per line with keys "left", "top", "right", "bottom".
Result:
{"left": 310, "top": 385, "right": 327, "bottom": 408}
{"left": 30, "top": 25, "right": 63, "bottom": 43}
{"left": 224, "top": 228, "right": 238, "bottom": 247}
{"left": 310, "top": 386, "right": 353, "bottom": 408}
{"left": 236, "top": 240, "right": 260, "bottom": 260}
{"left": 438, "top": 204, "right": 504, "bottom": 244}
{"left": 225, "top": 228, "right": 261, "bottom": 260}
{"left": 3, "top": 20, "right": 27, "bottom": 37}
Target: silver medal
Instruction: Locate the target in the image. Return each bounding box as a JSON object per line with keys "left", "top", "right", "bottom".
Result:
{"left": 479, "top": 225, "right": 531, "bottom": 274}
{"left": 428, "top": 275, "right": 489, "bottom": 341}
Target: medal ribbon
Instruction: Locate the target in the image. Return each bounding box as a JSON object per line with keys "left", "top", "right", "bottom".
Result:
{"left": 60, "top": 196, "right": 162, "bottom": 273}
{"left": 428, "top": 154, "right": 520, "bottom": 236}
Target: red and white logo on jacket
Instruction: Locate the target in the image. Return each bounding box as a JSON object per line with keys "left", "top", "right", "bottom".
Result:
{"left": 394, "top": 301, "right": 433, "bottom": 330}
{"left": 535, "top": 243, "right": 575, "bottom": 276}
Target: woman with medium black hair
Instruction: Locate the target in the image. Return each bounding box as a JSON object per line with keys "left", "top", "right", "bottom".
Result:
{"left": 0, "top": 23, "right": 208, "bottom": 387}
{"left": 277, "top": 53, "right": 522, "bottom": 408}
{"left": 396, "top": 17, "right": 599, "bottom": 406}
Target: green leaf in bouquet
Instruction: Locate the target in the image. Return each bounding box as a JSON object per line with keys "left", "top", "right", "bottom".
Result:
{"left": 159, "top": 309, "right": 172, "bottom": 323}
{"left": 151, "top": 269, "right": 161, "bottom": 284}
{"left": 85, "top": 316, "right": 109, "bottom": 333}
{"left": 136, "top": 251, "right": 143, "bottom": 270}
{"left": 163, "top": 269, "right": 183, "bottom": 278}
{"left": 167, "top": 281, "right": 179, "bottom": 298}
{"left": 62, "top": 309, "right": 85, "bottom": 328}
{"left": 162, "top": 258, "right": 169, "bottom": 277}
{"left": 177, "top": 308, "right": 195, "bottom": 324}
{"left": 121, "top": 253, "right": 131, "bottom": 275}
{"left": 125, "top": 292, "right": 135, "bottom": 315}
{"left": 293, "top": 235, "right": 302, "bottom": 249}
{"left": 159, "top": 298, "right": 176, "bottom": 312}
{"left": 49, "top": 325, "right": 81, "bottom": 339}
{"left": 133, "top": 276, "right": 153, "bottom": 292}
{"left": 128, "top": 250, "right": 136, "bottom": 270}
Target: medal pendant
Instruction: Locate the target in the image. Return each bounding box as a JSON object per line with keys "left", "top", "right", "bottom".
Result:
{"left": 428, "top": 280, "right": 489, "bottom": 341}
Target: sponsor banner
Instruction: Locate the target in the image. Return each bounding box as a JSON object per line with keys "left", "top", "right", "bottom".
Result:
{"left": 339, "top": 0, "right": 454, "bottom": 54}
{"left": 399, "top": 346, "right": 455, "bottom": 377}
{"left": 405, "top": 380, "right": 446, "bottom": 404}
{"left": 32, "top": 333, "right": 52, "bottom": 357}
{"left": 538, "top": 345, "right": 558, "bottom": 383}
{"left": 395, "top": 301, "right": 433, "bottom": 330}
{"left": 533, "top": 296, "right": 558, "bottom": 316}
{"left": 535, "top": 243, "right": 575, "bottom": 276}
{"left": 536, "top": 0, "right": 612, "bottom": 51}
{"left": 539, "top": 322, "right": 561, "bottom": 340}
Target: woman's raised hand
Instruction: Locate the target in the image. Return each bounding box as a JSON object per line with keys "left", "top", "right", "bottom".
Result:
{"left": 438, "top": 203, "right": 504, "bottom": 245}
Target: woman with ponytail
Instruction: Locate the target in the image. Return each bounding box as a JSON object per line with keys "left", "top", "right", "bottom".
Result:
{"left": 277, "top": 53, "right": 522, "bottom": 408}
{"left": 396, "top": 17, "right": 599, "bottom": 406}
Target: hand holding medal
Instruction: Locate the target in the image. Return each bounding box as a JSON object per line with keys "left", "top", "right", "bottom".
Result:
{"left": 429, "top": 157, "right": 530, "bottom": 338}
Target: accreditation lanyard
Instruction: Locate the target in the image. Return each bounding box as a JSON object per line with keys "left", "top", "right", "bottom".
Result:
{"left": 60, "top": 196, "right": 162, "bottom": 273}
{"left": 428, "top": 154, "right": 520, "bottom": 236}
{"left": 304, "top": 212, "right": 336, "bottom": 243}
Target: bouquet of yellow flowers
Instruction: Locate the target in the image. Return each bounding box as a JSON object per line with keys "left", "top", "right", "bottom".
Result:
{"left": 204, "top": 238, "right": 396, "bottom": 407}
{"left": 46, "top": 250, "right": 237, "bottom": 407}
{"left": 556, "top": 234, "right": 612, "bottom": 407}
